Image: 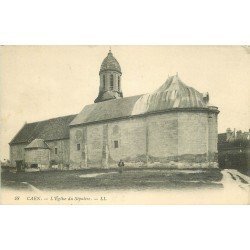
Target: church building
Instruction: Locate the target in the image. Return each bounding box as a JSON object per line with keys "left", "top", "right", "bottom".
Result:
{"left": 9, "top": 50, "right": 219, "bottom": 170}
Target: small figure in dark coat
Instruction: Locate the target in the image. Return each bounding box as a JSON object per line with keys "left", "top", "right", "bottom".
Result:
{"left": 118, "top": 159, "right": 125, "bottom": 174}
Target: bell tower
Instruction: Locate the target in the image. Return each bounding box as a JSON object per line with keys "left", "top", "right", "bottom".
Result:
{"left": 94, "top": 50, "right": 123, "bottom": 103}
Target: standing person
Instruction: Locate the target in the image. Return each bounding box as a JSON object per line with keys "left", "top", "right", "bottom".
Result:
{"left": 118, "top": 159, "right": 124, "bottom": 174}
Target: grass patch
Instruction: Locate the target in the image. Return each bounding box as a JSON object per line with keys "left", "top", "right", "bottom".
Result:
{"left": 1, "top": 168, "right": 223, "bottom": 191}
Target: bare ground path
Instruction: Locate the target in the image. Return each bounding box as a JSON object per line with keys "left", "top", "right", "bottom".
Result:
{"left": 221, "top": 169, "right": 250, "bottom": 192}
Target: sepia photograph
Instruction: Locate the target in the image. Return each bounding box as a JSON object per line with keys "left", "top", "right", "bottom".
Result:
{"left": 0, "top": 45, "right": 249, "bottom": 204}
{"left": 1, "top": 2, "right": 249, "bottom": 250}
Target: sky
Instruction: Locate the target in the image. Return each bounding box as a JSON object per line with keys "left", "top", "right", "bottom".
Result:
{"left": 0, "top": 46, "right": 249, "bottom": 160}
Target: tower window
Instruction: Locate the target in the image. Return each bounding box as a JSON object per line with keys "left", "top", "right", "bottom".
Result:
{"left": 103, "top": 75, "right": 105, "bottom": 89}
{"left": 77, "top": 144, "right": 81, "bottom": 151}
{"left": 110, "top": 74, "right": 114, "bottom": 90}
{"left": 118, "top": 76, "right": 120, "bottom": 91}
{"left": 55, "top": 148, "right": 58, "bottom": 155}
{"left": 114, "top": 140, "right": 119, "bottom": 148}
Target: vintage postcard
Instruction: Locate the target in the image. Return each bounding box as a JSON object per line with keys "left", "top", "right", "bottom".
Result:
{"left": 0, "top": 46, "right": 249, "bottom": 204}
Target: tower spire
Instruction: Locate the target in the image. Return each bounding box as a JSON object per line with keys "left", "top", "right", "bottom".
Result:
{"left": 94, "top": 50, "right": 123, "bottom": 103}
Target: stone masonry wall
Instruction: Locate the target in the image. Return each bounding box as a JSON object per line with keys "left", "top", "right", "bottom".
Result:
{"left": 10, "top": 139, "right": 70, "bottom": 167}
{"left": 69, "top": 110, "right": 218, "bottom": 169}
{"left": 10, "top": 143, "right": 28, "bottom": 166}
{"left": 46, "top": 139, "right": 70, "bottom": 165}
{"left": 147, "top": 113, "right": 178, "bottom": 160}
{"left": 87, "top": 124, "right": 103, "bottom": 167}
{"left": 178, "top": 112, "right": 208, "bottom": 162}
{"left": 70, "top": 117, "right": 147, "bottom": 168}
{"left": 25, "top": 148, "right": 50, "bottom": 166}
{"left": 70, "top": 126, "right": 85, "bottom": 167}
{"left": 208, "top": 113, "right": 218, "bottom": 162}
{"left": 108, "top": 117, "right": 146, "bottom": 167}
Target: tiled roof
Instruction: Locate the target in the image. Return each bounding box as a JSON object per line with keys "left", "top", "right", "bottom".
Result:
{"left": 25, "top": 139, "right": 49, "bottom": 149}
{"left": 132, "top": 75, "right": 209, "bottom": 115}
{"left": 94, "top": 90, "right": 122, "bottom": 103}
{"left": 70, "top": 95, "right": 142, "bottom": 126}
{"left": 71, "top": 75, "right": 218, "bottom": 126}
{"left": 10, "top": 114, "right": 77, "bottom": 145}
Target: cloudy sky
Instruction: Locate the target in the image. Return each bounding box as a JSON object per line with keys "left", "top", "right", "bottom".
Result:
{"left": 0, "top": 46, "right": 249, "bottom": 160}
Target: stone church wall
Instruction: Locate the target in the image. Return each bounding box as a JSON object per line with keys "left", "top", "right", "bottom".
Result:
{"left": 87, "top": 124, "right": 104, "bottom": 167}
{"left": 69, "top": 110, "right": 218, "bottom": 169}
{"left": 107, "top": 117, "right": 146, "bottom": 167}
{"left": 147, "top": 113, "right": 178, "bottom": 161}
{"left": 178, "top": 112, "right": 208, "bottom": 162}
{"left": 10, "top": 143, "right": 28, "bottom": 166}
{"left": 69, "top": 117, "right": 147, "bottom": 168}
{"left": 46, "top": 139, "right": 70, "bottom": 165}
{"left": 10, "top": 139, "right": 70, "bottom": 168}
{"left": 25, "top": 148, "right": 50, "bottom": 167}
{"left": 208, "top": 113, "right": 218, "bottom": 162}
{"left": 69, "top": 126, "right": 88, "bottom": 168}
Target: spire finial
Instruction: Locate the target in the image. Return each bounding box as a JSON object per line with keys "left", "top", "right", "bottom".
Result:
{"left": 109, "top": 46, "right": 112, "bottom": 53}
{"left": 176, "top": 72, "right": 178, "bottom": 76}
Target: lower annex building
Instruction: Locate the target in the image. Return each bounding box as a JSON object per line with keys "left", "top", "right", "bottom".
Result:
{"left": 9, "top": 50, "right": 219, "bottom": 170}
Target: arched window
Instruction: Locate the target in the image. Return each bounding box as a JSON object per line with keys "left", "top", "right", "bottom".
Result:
{"left": 110, "top": 74, "right": 114, "bottom": 90}
{"left": 103, "top": 75, "right": 105, "bottom": 89}
{"left": 118, "top": 76, "right": 120, "bottom": 91}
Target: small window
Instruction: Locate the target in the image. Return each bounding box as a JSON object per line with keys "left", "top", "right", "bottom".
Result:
{"left": 110, "top": 74, "right": 114, "bottom": 90}
{"left": 77, "top": 144, "right": 81, "bottom": 151}
{"left": 55, "top": 148, "right": 58, "bottom": 155}
{"left": 114, "top": 140, "right": 119, "bottom": 148}
{"left": 103, "top": 75, "right": 105, "bottom": 89}
{"left": 118, "top": 76, "right": 120, "bottom": 91}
